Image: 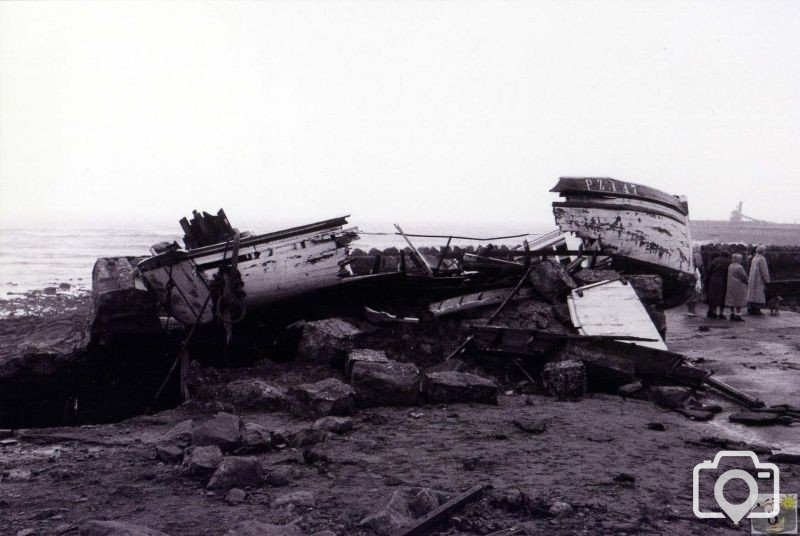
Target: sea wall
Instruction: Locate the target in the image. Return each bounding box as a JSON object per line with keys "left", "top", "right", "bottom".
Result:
{"left": 699, "top": 244, "right": 800, "bottom": 281}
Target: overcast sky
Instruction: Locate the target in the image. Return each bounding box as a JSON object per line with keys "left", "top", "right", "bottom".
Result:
{"left": 1, "top": 1, "right": 798, "bottom": 233}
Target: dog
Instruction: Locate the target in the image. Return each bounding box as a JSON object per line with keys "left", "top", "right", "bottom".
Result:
{"left": 767, "top": 295, "right": 783, "bottom": 315}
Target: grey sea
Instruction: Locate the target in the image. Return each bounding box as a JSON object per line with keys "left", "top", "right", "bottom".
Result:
{"left": 0, "top": 221, "right": 551, "bottom": 299}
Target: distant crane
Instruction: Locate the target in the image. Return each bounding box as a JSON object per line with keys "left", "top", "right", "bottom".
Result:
{"left": 729, "top": 201, "right": 770, "bottom": 224}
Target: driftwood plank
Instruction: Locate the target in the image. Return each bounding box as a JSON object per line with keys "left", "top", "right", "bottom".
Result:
{"left": 392, "top": 484, "right": 486, "bottom": 536}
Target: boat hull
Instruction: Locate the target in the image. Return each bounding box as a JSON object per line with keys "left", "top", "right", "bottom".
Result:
{"left": 138, "top": 217, "right": 358, "bottom": 325}
{"left": 551, "top": 177, "right": 695, "bottom": 307}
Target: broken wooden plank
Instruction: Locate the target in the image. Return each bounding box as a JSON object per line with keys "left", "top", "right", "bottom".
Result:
{"left": 486, "top": 265, "right": 535, "bottom": 323}
{"left": 705, "top": 376, "right": 765, "bottom": 409}
{"left": 394, "top": 224, "right": 434, "bottom": 276}
{"left": 391, "top": 484, "right": 486, "bottom": 536}
{"left": 428, "top": 287, "right": 535, "bottom": 318}
{"left": 567, "top": 279, "right": 667, "bottom": 350}
{"left": 364, "top": 307, "right": 420, "bottom": 325}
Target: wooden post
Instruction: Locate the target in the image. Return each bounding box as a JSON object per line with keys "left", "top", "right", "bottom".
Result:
{"left": 434, "top": 236, "right": 453, "bottom": 275}
{"left": 486, "top": 265, "right": 535, "bottom": 324}
{"left": 395, "top": 224, "right": 434, "bottom": 276}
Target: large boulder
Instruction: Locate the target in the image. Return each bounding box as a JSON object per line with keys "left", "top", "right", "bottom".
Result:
{"left": 289, "top": 378, "right": 355, "bottom": 418}
{"left": 311, "top": 416, "right": 354, "bottom": 434}
{"left": 626, "top": 275, "right": 664, "bottom": 305}
{"left": 222, "top": 380, "right": 288, "bottom": 411}
{"left": 207, "top": 456, "right": 263, "bottom": 490}
{"left": 296, "top": 318, "right": 362, "bottom": 364}
{"left": 351, "top": 360, "right": 421, "bottom": 408}
{"left": 541, "top": 360, "right": 586, "bottom": 400}
{"left": 79, "top": 520, "right": 170, "bottom": 536}
{"left": 648, "top": 386, "right": 692, "bottom": 410}
{"left": 345, "top": 349, "right": 390, "bottom": 378}
{"left": 527, "top": 260, "right": 577, "bottom": 304}
{"left": 157, "top": 419, "right": 194, "bottom": 448}
{"left": 182, "top": 445, "right": 223, "bottom": 477}
{"left": 154, "top": 419, "right": 194, "bottom": 462}
{"left": 191, "top": 412, "right": 242, "bottom": 452}
{"left": 239, "top": 422, "right": 272, "bottom": 453}
{"left": 421, "top": 371, "right": 498, "bottom": 405}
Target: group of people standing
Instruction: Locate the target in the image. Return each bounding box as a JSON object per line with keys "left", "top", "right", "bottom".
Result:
{"left": 687, "top": 245, "right": 771, "bottom": 321}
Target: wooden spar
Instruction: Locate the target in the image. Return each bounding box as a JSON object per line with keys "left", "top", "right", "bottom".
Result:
{"left": 394, "top": 224, "right": 434, "bottom": 275}
{"left": 433, "top": 236, "right": 453, "bottom": 275}
{"left": 428, "top": 287, "right": 535, "bottom": 318}
{"left": 391, "top": 484, "right": 485, "bottom": 536}
{"left": 473, "top": 325, "right": 658, "bottom": 342}
{"left": 704, "top": 376, "right": 765, "bottom": 409}
{"left": 486, "top": 265, "right": 535, "bottom": 323}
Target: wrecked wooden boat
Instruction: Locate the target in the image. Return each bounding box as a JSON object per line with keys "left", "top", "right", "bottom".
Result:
{"left": 550, "top": 177, "right": 695, "bottom": 307}
{"left": 137, "top": 210, "right": 365, "bottom": 325}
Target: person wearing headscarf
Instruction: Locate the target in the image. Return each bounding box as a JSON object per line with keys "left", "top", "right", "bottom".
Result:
{"left": 725, "top": 253, "right": 749, "bottom": 321}
{"left": 747, "top": 245, "right": 770, "bottom": 315}
{"left": 705, "top": 251, "right": 731, "bottom": 319}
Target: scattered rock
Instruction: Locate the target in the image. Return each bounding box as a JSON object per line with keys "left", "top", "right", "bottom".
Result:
{"left": 78, "top": 520, "right": 171, "bottom": 536}
{"left": 157, "top": 419, "right": 194, "bottom": 448}
{"left": 527, "top": 260, "right": 576, "bottom": 303}
{"left": 613, "top": 472, "right": 636, "bottom": 484}
{"left": 191, "top": 413, "right": 242, "bottom": 452}
{"left": 273, "top": 491, "right": 316, "bottom": 509}
{"left": 345, "top": 348, "right": 390, "bottom": 378}
{"left": 265, "top": 467, "right": 292, "bottom": 487}
{"left": 225, "top": 520, "right": 305, "bottom": 536}
{"left": 541, "top": 360, "right": 586, "bottom": 400}
{"left": 311, "top": 416, "right": 354, "bottom": 434}
{"left": 768, "top": 452, "right": 800, "bottom": 464}
{"left": 617, "top": 381, "right": 645, "bottom": 399}
{"left": 351, "top": 360, "right": 421, "bottom": 407}
{"left": 290, "top": 427, "right": 328, "bottom": 448}
{"left": 679, "top": 408, "right": 715, "bottom": 421}
{"left": 297, "top": 318, "right": 363, "bottom": 365}
{"left": 360, "top": 490, "right": 413, "bottom": 535}
{"left": 647, "top": 386, "right": 692, "bottom": 410}
{"left": 224, "top": 488, "right": 247, "bottom": 505}
{"left": 207, "top": 456, "right": 263, "bottom": 490}
{"left": 59, "top": 283, "right": 72, "bottom": 291}
{"left": 223, "top": 379, "right": 289, "bottom": 411}
{"left": 572, "top": 269, "right": 622, "bottom": 286}
{"left": 43, "top": 287, "right": 58, "bottom": 295}
{"left": 182, "top": 445, "right": 223, "bottom": 477}
{"left": 289, "top": 378, "right": 356, "bottom": 418}
{"left": 421, "top": 371, "right": 498, "bottom": 405}
{"left": 512, "top": 418, "right": 547, "bottom": 434}
{"left": 238, "top": 422, "right": 272, "bottom": 453}
{"left": 155, "top": 444, "right": 184, "bottom": 464}
{"left": 647, "top": 422, "right": 665, "bottom": 431}
{"left": 408, "top": 488, "right": 448, "bottom": 518}
{"left": 548, "top": 501, "right": 574, "bottom": 518}
{"left": 729, "top": 411, "right": 791, "bottom": 426}
{"left": 625, "top": 275, "right": 663, "bottom": 304}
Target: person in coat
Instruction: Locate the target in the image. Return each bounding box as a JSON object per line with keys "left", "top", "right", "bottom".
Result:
{"left": 725, "top": 253, "right": 749, "bottom": 321}
{"left": 705, "top": 251, "right": 731, "bottom": 319}
{"left": 747, "top": 245, "right": 770, "bottom": 315}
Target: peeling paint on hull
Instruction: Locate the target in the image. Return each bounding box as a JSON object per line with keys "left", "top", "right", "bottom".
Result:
{"left": 138, "top": 223, "right": 358, "bottom": 325}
